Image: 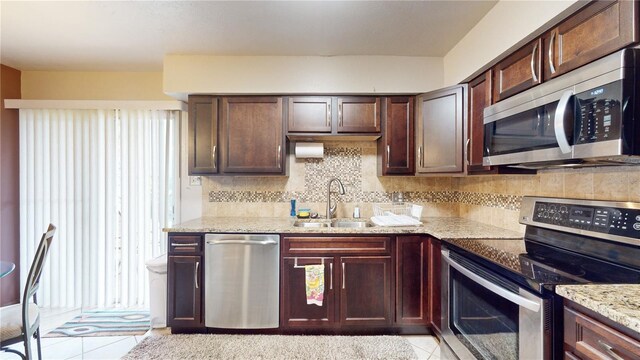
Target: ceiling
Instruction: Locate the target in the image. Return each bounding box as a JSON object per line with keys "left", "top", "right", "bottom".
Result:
{"left": 1, "top": 1, "right": 498, "bottom": 72}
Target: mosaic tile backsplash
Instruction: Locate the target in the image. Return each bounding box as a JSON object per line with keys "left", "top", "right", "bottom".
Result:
{"left": 203, "top": 141, "right": 640, "bottom": 234}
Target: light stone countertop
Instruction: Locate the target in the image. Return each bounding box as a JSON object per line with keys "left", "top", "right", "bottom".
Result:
{"left": 556, "top": 284, "right": 640, "bottom": 334}
{"left": 164, "top": 216, "right": 524, "bottom": 240}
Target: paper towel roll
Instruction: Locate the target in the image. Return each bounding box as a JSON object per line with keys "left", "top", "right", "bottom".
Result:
{"left": 295, "top": 142, "right": 324, "bottom": 158}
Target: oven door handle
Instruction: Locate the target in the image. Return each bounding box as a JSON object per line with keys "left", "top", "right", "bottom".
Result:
{"left": 442, "top": 251, "right": 541, "bottom": 312}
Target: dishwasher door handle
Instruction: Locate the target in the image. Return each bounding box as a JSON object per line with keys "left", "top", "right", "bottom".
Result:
{"left": 206, "top": 239, "right": 278, "bottom": 246}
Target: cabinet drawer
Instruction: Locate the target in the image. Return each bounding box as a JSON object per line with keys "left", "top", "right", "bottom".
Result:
{"left": 169, "top": 235, "right": 202, "bottom": 254}
{"left": 564, "top": 307, "right": 640, "bottom": 360}
{"left": 283, "top": 237, "right": 391, "bottom": 255}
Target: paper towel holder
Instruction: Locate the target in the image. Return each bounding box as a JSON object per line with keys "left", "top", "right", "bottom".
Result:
{"left": 294, "top": 142, "right": 324, "bottom": 158}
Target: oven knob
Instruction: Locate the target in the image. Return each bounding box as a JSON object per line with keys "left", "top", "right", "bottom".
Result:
{"left": 634, "top": 223, "right": 640, "bottom": 231}
{"left": 636, "top": 215, "right": 640, "bottom": 222}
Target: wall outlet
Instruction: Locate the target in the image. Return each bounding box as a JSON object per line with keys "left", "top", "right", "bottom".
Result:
{"left": 392, "top": 192, "right": 404, "bottom": 203}
{"left": 189, "top": 176, "right": 202, "bottom": 186}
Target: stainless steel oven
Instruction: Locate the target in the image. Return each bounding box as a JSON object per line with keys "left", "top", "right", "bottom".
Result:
{"left": 441, "top": 248, "right": 551, "bottom": 360}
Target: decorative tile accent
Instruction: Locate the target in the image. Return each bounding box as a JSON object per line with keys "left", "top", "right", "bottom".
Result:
{"left": 207, "top": 144, "right": 523, "bottom": 211}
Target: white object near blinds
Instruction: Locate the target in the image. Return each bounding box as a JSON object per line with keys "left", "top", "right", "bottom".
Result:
{"left": 19, "top": 108, "right": 179, "bottom": 308}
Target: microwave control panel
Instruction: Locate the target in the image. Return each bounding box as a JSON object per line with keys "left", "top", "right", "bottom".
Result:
{"left": 532, "top": 201, "right": 640, "bottom": 238}
{"left": 574, "top": 80, "right": 622, "bottom": 144}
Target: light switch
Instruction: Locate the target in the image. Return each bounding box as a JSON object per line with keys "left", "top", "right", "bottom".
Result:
{"left": 189, "top": 176, "right": 202, "bottom": 186}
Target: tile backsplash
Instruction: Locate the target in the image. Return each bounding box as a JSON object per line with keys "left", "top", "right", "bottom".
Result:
{"left": 203, "top": 141, "right": 640, "bottom": 234}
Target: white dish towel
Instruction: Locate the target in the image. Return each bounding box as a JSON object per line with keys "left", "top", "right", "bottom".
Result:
{"left": 370, "top": 214, "right": 423, "bottom": 227}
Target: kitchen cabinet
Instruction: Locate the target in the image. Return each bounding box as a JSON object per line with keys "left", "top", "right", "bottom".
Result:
{"left": 337, "top": 96, "right": 381, "bottom": 133}
{"left": 188, "top": 96, "right": 218, "bottom": 175}
{"left": 543, "top": 0, "right": 638, "bottom": 81}
{"left": 415, "top": 85, "right": 465, "bottom": 174}
{"left": 340, "top": 256, "right": 391, "bottom": 327}
{"left": 281, "top": 236, "right": 392, "bottom": 330}
{"left": 467, "top": 71, "right": 492, "bottom": 173}
{"left": 167, "top": 234, "right": 204, "bottom": 331}
{"left": 564, "top": 302, "right": 640, "bottom": 360}
{"left": 378, "top": 97, "right": 414, "bottom": 176}
{"left": 287, "top": 97, "right": 332, "bottom": 133}
{"left": 427, "top": 237, "right": 441, "bottom": 333}
{"left": 220, "top": 97, "right": 286, "bottom": 174}
{"left": 395, "top": 236, "right": 429, "bottom": 326}
{"left": 493, "top": 39, "right": 542, "bottom": 102}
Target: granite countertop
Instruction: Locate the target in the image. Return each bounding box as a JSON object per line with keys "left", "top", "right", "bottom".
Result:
{"left": 164, "top": 216, "right": 524, "bottom": 240}
{"left": 556, "top": 284, "right": 640, "bottom": 334}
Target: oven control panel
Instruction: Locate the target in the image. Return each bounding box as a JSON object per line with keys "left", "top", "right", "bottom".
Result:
{"left": 532, "top": 201, "right": 640, "bottom": 237}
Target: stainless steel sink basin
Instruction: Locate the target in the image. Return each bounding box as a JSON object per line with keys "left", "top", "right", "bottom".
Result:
{"left": 331, "top": 220, "right": 373, "bottom": 228}
{"left": 293, "top": 221, "right": 330, "bottom": 228}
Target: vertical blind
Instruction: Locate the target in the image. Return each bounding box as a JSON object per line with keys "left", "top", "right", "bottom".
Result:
{"left": 19, "top": 108, "right": 179, "bottom": 308}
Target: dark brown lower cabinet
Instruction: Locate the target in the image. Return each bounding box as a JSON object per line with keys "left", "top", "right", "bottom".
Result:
{"left": 340, "top": 256, "right": 391, "bottom": 326}
{"left": 395, "top": 236, "right": 429, "bottom": 326}
{"left": 428, "top": 238, "right": 442, "bottom": 333}
{"left": 281, "top": 257, "right": 336, "bottom": 328}
{"left": 167, "top": 255, "right": 203, "bottom": 329}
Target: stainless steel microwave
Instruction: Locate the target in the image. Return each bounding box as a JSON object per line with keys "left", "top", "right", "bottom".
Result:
{"left": 483, "top": 48, "right": 640, "bottom": 169}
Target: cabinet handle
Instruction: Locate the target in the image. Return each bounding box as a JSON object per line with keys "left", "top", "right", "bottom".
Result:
{"left": 386, "top": 145, "right": 390, "bottom": 167}
{"left": 171, "top": 242, "right": 199, "bottom": 247}
{"left": 417, "top": 146, "right": 423, "bottom": 168}
{"left": 342, "top": 262, "right": 345, "bottom": 289}
{"left": 465, "top": 138, "right": 471, "bottom": 166}
{"left": 597, "top": 340, "right": 624, "bottom": 360}
{"left": 329, "top": 262, "right": 333, "bottom": 290}
{"left": 327, "top": 103, "right": 332, "bottom": 127}
{"left": 277, "top": 145, "right": 281, "bottom": 168}
{"left": 548, "top": 31, "right": 556, "bottom": 75}
{"left": 338, "top": 104, "right": 343, "bottom": 127}
{"left": 212, "top": 145, "right": 217, "bottom": 169}
{"left": 531, "top": 42, "right": 539, "bottom": 83}
{"left": 195, "top": 261, "right": 200, "bottom": 289}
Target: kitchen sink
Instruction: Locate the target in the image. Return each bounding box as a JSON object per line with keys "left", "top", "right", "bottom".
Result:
{"left": 292, "top": 220, "right": 373, "bottom": 228}
{"left": 330, "top": 220, "right": 372, "bottom": 228}
{"left": 293, "top": 220, "right": 330, "bottom": 228}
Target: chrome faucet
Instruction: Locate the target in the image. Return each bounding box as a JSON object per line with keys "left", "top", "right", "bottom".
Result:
{"left": 326, "top": 178, "right": 346, "bottom": 219}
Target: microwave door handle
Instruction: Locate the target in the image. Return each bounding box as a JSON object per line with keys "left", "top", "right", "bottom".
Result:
{"left": 554, "top": 90, "right": 573, "bottom": 154}
{"left": 442, "top": 251, "right": 541, "bottom": 312}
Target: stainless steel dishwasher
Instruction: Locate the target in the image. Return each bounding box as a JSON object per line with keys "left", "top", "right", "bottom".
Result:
{"left": 204, "top": 234, "right": 280, "bottom": 329}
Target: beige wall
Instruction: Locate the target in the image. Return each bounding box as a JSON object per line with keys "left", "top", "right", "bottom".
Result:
{"left": 443, "top": 0, "right": 578, "bottom": 86}
{"left": 21, "top": 71, "right": 173, "bottom": 100}
{"left": 163, "top": 55, "right": 444, "bottom": 100}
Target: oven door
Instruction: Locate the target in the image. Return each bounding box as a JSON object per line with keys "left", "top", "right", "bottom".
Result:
{"left": 441, "top": 249, "right": 550, "bottom": 360}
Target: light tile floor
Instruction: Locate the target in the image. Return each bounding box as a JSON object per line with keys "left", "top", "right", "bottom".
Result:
{"left": 1, "top": 309, "right": 440, "bottom": 359}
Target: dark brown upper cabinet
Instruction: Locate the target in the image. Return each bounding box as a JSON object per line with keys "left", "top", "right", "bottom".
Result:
{"left": 493, "top": 38, "right": 542, "bottom": 102}
{"left": 220, "top": 97, "right": 286, "bottom": 175}
{"left": 415, "top": 85, "right": 465, "bottom": 174}
{"left": 188, "top": 96, "right": 218, "bottom": 175}
{"left": 467, "top": 71, "right": 492, "bottom": 173}
{"left": 378, "top": 97, "right": 414, "bottom": 176}
{"left": 337, "top": 96, "right": 381, "bottom": 133}
{"left": 543, "top": 0, "right": 638, "bottom": 80}
{"left": 287, "top": 97, "right": 332, "bottom": 133}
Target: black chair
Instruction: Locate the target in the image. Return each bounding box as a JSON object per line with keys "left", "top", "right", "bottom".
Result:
{"left": 0, "top": 224, "right": 56, "bottom": 360}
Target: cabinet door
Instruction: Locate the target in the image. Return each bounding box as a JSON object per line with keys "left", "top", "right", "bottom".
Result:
{"left": 428, "top": 238, "right": 442, "bottom": 333}
{"left": 339, "top": 256, "right": 391, "bottom": 326}
{"left": 188, "top": 96, "right": 218, "bottom": 175}
{"left": 281, "top": 257, "right": 336, "bottom": 328}
{"left": 395, "top": 236, "right": 428, "bottom": 326}
{"left": 415, "top": 85, "right": 465, "bottom": 174}
{"left": 288, "top": 97, "right": 332, "bottom": 133}
{"left": 544, "top": 0, "right": 637, "bottom": 80}
{"left": 493, "top": 39, "right": 542, "bottom": 102}
{"left": 337, "top": 97, "right": 381, "bottom": 133}
{"left": 220, "top": 97, "right": 286, "bottom": 174}
{"left": 167, "top": 255, "right": 203, "bottom": 328}
{"left": 467, "top": 71, "right": 493, "bottom": 173}
{"left": 378, "top": 97, "right": 414, "bottom": 175}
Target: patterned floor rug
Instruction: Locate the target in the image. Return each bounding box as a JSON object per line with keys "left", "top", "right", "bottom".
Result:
{"left": 44, "top": 310, "right": 150, "bottom": 337}
{"left": 122, "top": 334, "right": 417, "bottom": 360}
